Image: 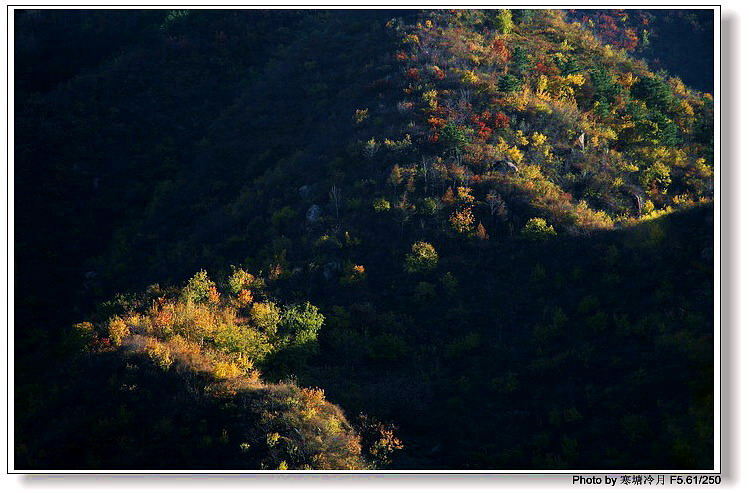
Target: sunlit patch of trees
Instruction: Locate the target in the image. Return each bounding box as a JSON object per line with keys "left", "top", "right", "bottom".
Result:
{"left": 386, "top": 8, "right": 712, "bottom": 239}
{"left": 67, "top": 268, "right": 404, "bottom": 470}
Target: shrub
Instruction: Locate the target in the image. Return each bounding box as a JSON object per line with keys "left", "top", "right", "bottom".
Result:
{"left": 212, "top": 323, "right": 273, "bottom": 363}
{"left": 640, "top": 160, "right": 672, "bottom": 195}
{"left": 418, "top": 197, "right": 438, "bottom": 216}
{"left": 445, "top": 332, "right": 480, "bottom": 359}
{"left": 340, "top": 263, "right": 367, "bottom": 286}
{"left": 69, "top": 321, "right": 97, "bottom": 351}
{"left": 450, "top": 207, "right": 476, "bottom": 235}
{"left": 460, "top": 69, "right": 480, "bottom": 85}
{"left": 353, "top": 108, "right": 369, "bottom": 125}
{"left": 108, "top": 316, "right": 130, "bottom": 346}
{"left": 404, "top": 241, "right": 439, "bottom": 273}
{"left": 522, "top": 217, "right": 557, "bottom": 240}
{"left": 251, "top": 302, "right": 283, "bottom": 334}
{"left": 145, "top": 339, "right": 173, "bottom": 370}
{"left": 356, "top": 414, "right": 404, "bottom": 466}
{"left": 213, "top": 361, "right": 244, "bottom": 379}
{"left": 476, "top": 222, "right": 488, "bottom": 240}
{"left": 368, "top": 333, "right": 408, "bottom": 362}
{"left": 456, "top": 186, "right": 475, "bottom": 204}
{"left": 414, "top": 281, "right": 437, "bottom": 305}
{"left": 229, "top": 266, "right": 256, "bottom": 300}
{"left": 491, "top": 372, "right": 519, "bottom": 394}
{"left": 440, "top": 272, "right": 458, "bottom": 294}
{"left": 182, "top": 270, "right": 218, "bottom": 304}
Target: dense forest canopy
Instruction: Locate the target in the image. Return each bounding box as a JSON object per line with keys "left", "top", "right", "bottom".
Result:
{"left": 14, "top": 8, "right": 714, "bottom": 470}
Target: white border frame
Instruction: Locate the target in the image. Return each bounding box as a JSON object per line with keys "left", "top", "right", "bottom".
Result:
{"left": 3, "top": 1, "right": 727, "bottom": 485}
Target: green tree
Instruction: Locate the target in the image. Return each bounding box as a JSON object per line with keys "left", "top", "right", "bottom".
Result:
{"left": 640, "top": 160, "right": 672, "bottom": 194}
{"left": 228, "top": 267, "right": 255, "bottom": 295}
{"left": 405, "top": 241, "right": 439, "bottom": 273}
{"left": 589, "top": 67, "right": 621, "bottom": 104}
{"left": 281, "top": 302, "right": 325, "bottom": 351}
{"left": 631, "top": 76, "right": 674, "bottom": 111}
{"left": 649, "top": 110, "right": 679, "bottom": 147}
{"left": 512, "top": 9, "right": 536, "bottom": 24}
{"left": 368, "top": 333, "right": 408, "bottom": 362}
{"left": 440, "top": 122, "right": 469, "bottom": 154}
{"left": 498, "top": 73, "right": 522, "bottom": 93}
{"left": 522, "top": 217, "right": 556, "bottom": 240}
{"left": 510, "top": 46, "right": 532, "bottom": 74}
{"left": 182, "top": 270, "right": 218, "bottom": 304}
{"left": 414, "top": 281, "right": 437, "bottom": 306}
{"left": 493, "top": 9, "right": 515, "bottom": 35}
{"left": 555, "top": 53, "right": 581, "bottom": 76}
{"left": 251, "top": 301, "right": 283, "bottom": 334}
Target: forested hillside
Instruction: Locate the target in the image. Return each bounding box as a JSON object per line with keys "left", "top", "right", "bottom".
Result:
{"left": 15, "top": 9, "right": 714, "bottom": 470}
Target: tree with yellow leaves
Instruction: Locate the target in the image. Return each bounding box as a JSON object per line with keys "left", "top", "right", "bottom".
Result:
{"left": 450, "top": 207, "right": 476, "bottom": 235}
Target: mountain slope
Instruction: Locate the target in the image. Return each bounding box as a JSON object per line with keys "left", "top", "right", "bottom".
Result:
{"left": 15, "top": 9, "right": 714, "bottom": 470}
